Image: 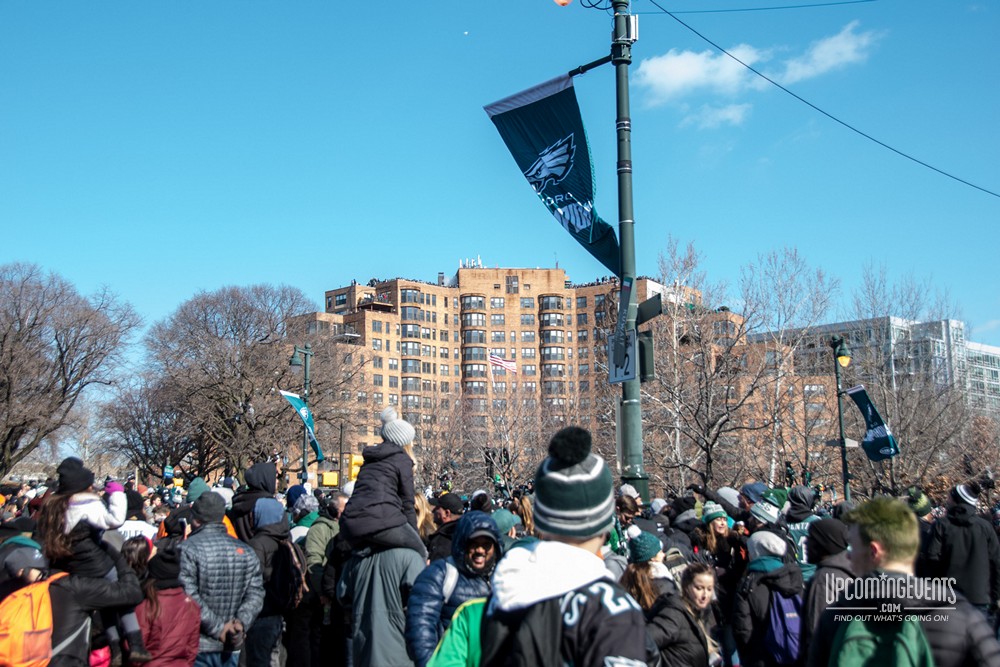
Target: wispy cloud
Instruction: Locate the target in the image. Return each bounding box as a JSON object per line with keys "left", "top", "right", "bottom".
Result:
{"left": 681, "top": 103, "right": 752, "bottom": 129}
{"left": 776, "top": 21, "right": 881, "bottom": 85}
{"left": 634, "top": 22, "right": 881, "bottom": 113}
{"left": 974, "top": 319, "right": 1000, "bottom": 334}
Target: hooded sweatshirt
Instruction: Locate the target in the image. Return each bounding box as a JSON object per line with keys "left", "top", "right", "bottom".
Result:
{"left": 479, "top": 541, "right": 657, "bottom": 667}
{"left": 229, "top": 462, "right": 276, "bottom": 543}
{"left": 928, "top": 502, "right": 1000, "bottom": 606}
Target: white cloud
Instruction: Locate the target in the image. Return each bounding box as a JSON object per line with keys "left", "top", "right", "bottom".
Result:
{"left": 975, "top": 319, "right": 1000, "bottom": 334}
{"left": 681, "top": 103, "right": 753, "bottom": 129}
{"left": 775, "top": 21, "right": 880, "bottom": 85}
{"left": 634, "top": 44, "right": 766, "bottom": 105}
{"left": 635, "top": 22, "right": 881, "bottom": 111}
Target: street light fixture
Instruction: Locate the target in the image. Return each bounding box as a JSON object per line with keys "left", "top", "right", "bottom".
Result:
{"left": 830, "top": 335, "right": 852, "bottom": 503}
{"left": 289, "top": 343, "right": 312, "bottom": 483}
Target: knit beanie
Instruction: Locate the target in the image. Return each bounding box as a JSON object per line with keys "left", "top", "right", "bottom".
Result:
{"left": 806, "top": 518, "right": 849, "bottom": 563}
{"left": 380, "top": 406, "right": 415, "bottom": 446}
{"left": 906, "top": 486, "right": 933, "bottom": 517}
{"left": 56, "top": 457, "right": 94, "bottom": 495}
{"left": 254, "top": 497, "right": 286, "bottom": 528}
{"left": 186, "top": 477, "right": 210, "bottom": 504}
{"left": 293, "top": 494, "right": 319, "bottom": 516}
{"left": 286, "top": 485, "right": 307, "bottom": 510}
{"left": 718, "top": 487, "right": 741, "bottom": 509}
{"left": 750, "top": 500, "right": 781, "bottom": 525}
{"left": 951, "top": 482, "right": 981, "bottom": 506}
{"left": 628, "top": 531, "right": 662, "bottom": 564}
{"left": 532, "top": 426, "right": 614, "bottom": 539}
{"left": 740, "top": 482, "right": 768, "bottom": 505}
{"left": 146, "top": 548, "right": 183, "bottom": 590}
{"left": 125, "top": 490, "right": 145, "bottom": 520}
{"left": 748, "top": 530, "right": 787, "bottom": 560}
{"left": 763, "top": 488, "right": 788, "bottom": 509}
{"left": 191, "top": 491, "right": 226, "bottom": 524}
{"left": 702, "top": 501, "right": 728, "bottom": 524}
{"left": 670, "top": 496, "right": 697, "bottom": 518}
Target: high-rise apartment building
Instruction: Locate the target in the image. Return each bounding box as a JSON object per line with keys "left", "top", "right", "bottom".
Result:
{"left": 300, "top": 265, "right": 671, "bottom": 455}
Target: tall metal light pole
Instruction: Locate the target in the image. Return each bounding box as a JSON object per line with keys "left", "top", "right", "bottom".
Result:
{"left": 611, "top": 0, "right": 648, "bottom": 502}
{"left": 830, "top": 336, "right": 852, "bottom": 503}
{"left": 289, "top": 344, "right": 313, "bottom": 483}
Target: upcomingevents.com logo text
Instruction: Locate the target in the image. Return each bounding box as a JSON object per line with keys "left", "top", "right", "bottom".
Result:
{"left": 826, "top": 574, "right": 958, "bottom": 606}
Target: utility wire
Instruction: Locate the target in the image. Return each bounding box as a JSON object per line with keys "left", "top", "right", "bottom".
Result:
{"left": 642, "top": 0, "right": 1000, "bottom": 199}
{"left": 641, "top": 0, "right": 876, "bottom": 14}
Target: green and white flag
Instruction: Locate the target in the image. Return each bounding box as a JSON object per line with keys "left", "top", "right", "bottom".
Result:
{"left": 845, "top": 385, "right": 899, "bottom": 462}
{"left": 279, "top": 390, "right": 324, "bottom": 462}
{"left": 485, "top": 75, "right": 621, "bottom": 276}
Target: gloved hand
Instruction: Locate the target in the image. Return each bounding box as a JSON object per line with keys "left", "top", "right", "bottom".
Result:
{"left": 105, "top": 481, "right": 124, "bottom": 494}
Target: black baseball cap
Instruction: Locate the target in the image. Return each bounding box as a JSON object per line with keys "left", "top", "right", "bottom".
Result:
{"left": 430, "top": 493, "right": 465, "bottom": 515}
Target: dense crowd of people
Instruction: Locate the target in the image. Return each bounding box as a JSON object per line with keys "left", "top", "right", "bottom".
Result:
{"left": 2, "top": 406, "right": 1000, "bottom": 666}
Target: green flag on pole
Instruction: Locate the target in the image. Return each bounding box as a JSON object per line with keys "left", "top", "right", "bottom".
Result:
{"left": 279, "top": 390, "right": 324, "bottom": 462}
{"left": 485, "top": 75, "right": 621, "bottom": 276}
{"left": 845, "top": 385, "right": 899, "bottom": 462}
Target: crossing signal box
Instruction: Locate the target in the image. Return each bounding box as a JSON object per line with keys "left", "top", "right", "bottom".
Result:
{"left": 321, "top": 471, "right": 340, "bottom": 487}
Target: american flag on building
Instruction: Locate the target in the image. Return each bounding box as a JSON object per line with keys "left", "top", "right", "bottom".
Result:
{"left": 488, "top": 354, "right": 517, "bottom": 374}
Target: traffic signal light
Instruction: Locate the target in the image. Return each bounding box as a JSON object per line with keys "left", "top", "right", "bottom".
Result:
{"left": 321, "top": 471, "right": 340, "bottom": 487}
{"left": 349, "top": 454, "right": 364, "bottom": 481}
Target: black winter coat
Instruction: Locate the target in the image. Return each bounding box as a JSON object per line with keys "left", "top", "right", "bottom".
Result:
{"left": 249, "top": 520, "right": 291, "bottom": 617}
{"left": 646, "top": 592, "right": 714, "bottom": 667}
{"left": 229, "top": 461, "right": 277, "bottom": 544}
{"left": 927, "top": 503, "right": 1000, "bottom": 606}
{"left": 800, "top": 551, "right": 853, "bottom": 651}
{"left": 48, "top": 554, "right": 144, "bottom": 667}
{"left": 733, "top": 561, "right": 804, "bottom": 667}
{"left": 426, "top": 519, "right": 460, "bottom": 563}
{"left": 405, "top": 511, "right": 501, "bottom": 667}
{"left": 338, "top": 442, "right": 417, "bottom": 544}
{"left": 807, "top": 571, "right": 1000, "bottom": 667}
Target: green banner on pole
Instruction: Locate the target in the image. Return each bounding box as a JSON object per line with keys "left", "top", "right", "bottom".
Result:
{"left": 485, "top": 75, "right": 621, "bottom": 276}
{"left": 279, "top": 390, "right": 324, "bottom": 462}
{"left": 845, "top": 385, "right": 899, "bottom": 462}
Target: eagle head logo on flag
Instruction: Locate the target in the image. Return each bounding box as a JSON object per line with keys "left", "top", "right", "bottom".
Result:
{"left": 525, "top": 135, "right": 576, "bottom": 193}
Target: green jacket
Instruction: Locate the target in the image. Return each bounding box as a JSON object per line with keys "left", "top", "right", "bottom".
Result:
{"left": 304, "top": 515, "right": 339, "bottom": 594}
{"left": 427, "top": 598, "right": 486, "bottom": 667}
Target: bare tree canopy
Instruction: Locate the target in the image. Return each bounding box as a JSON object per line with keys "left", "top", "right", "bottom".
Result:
{"left": 0, "top": 263, "right": 139, "bottom": 476}
{"left": 101, "top": 284, "right": 365, "bottom": 481}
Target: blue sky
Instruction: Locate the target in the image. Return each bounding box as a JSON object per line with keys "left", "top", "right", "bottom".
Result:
{"left": 2, "top": 1, "right": 998, "bottom": 347}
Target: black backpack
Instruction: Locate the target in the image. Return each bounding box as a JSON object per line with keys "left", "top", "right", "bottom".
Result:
{"left": 266, "top": 539, "right": 309, "bottom": 612}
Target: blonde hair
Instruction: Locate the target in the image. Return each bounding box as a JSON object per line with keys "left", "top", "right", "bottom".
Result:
{"left": 414, "top": 494, "right": 436, "bottom": 541}
{"left": 512, "top": 495, "right": 535, "bottom": 537}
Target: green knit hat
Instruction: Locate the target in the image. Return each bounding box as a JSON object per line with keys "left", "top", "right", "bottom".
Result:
{"left": 187, "top": 477, "right": 210, "bottom": 504}
{"left": 533, "top": 426, "right": 614, "bottom": 539}
{"left": 763, "top": 488, "right": 788, "bottom": 509}
{"left": 906, "top": 486, "right": 932, "bottom": 517}
{"left": 702, "top": 501, "right": 728, "bottom": 524}
{"left": 628, "top": 531, "right": 662, "bottom": 564}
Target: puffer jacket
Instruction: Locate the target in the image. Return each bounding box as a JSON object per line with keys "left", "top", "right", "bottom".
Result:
{"left": 135, "top": 587, "right": 201, "bottom": 666}
{"left": 228, "top": 462, "right": 276, "bottom": 543}
{"left": 646, "top": 592, "right": 715, "bottom": 667}
{"left": 807, "top": 571, "right": 1000, "bottom": 667}
{"left": 338, "top": 441, "right": 417, "bottom": 543}
{"left": 733, "top": 558, "right": 804, "bottom": 667}
{"left": 178, "top": 522, "right": 264, "bottom": 653}
{"left": 927, "top": 502, "right": 1000, "bottom": 606}
{"left": 405, "top": 511, "right": 500, "bottom": 667}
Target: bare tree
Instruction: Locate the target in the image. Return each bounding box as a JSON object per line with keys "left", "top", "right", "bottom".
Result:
{"left": 110, "top": 284, "right": 366, "bottom": 480}
{"left": 0, "top": 263, "right": 139, "bottom": 476}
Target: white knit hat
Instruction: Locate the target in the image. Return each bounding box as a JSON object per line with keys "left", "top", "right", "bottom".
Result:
{"left": 380, "top": 406, "right": 415, "bottom": 446}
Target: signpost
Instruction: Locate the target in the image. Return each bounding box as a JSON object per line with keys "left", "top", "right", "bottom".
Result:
{"left": 608, "top": 329, "right": 638, "bottom": 384}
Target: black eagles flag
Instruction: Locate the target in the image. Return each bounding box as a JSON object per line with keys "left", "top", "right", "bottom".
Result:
{"left": 485, "top": 75, "right": 621, "bottom": 276}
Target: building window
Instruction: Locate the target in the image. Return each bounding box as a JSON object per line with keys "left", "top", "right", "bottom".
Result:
{"left": 440, "top": 348, "right": 449, "bottom": 359}
{"left": 335, "top": 294, "right": 347, "bottom": 306}
{"left": 463, "top": 348, "right": 487, "bottom": 361}
{"left": 389, "top": 376, "right": 399, "bottom": 388}
{"left": 402, "top": 378, "right": 420, "bottom": 391}
{"left": 373, "top": 391, "right": 383, "bottom": 404}
{"left": 491, "top": 314, "right": 505, "bottom": 326}
{"left": 372, "top": 320, "right": 383, "bottom": 332}
{"left": 541, "top": 313, "right": 564, "bottom": 327}
{"left": 372, "top": 339, "right": 382, "bottom": 351}
{"left": 578, "top": 364, "right": 589, "bottom": 375}
{"left": 542, "top": 346, "right": 565, "bottom": 361}
{"left": 463, "top": 330, "right": 487, "bottom": 344}
{"left": 401, "top": 359, "right": 420, "bottom": 373}
{"left": 357, "top": 391, "right": 368, "bottom": 403}
{"left": 372, "top": 374, "right": 383, "bottom": 386}
{"left": 520, "top": 297, "right": 534, "bottom": 309}
{"left": 523, "top": 364, "right": 537, "bottom": 376}
{"left": 461, "top": 296, "right": 485, "bottom": 310}
{"left": 402, "top": 324, "right": 420, "bottom": 338}
{"left": 389, "top": 358, "right": 399, "bottom": 371}
{"left": 401, "top": 289, "right": 420, "bottom": 303}
{"left": 389, "top": 393, "right": 399, "bottom": 405}
{"left": 541, "top": 330, "right": 565, "bottom": 344}
{"left": 465, "top": 381, "right": 487, "bottom": 394}
{"left": 522, "top": 347, "right": 537, "bottom": 359}
{"left": 463, "top": 313, "right": 486, "bottom": 327}
{"left": 578, "top": 329, "right": 589, "bottom": 341}
{"left": 463, "top": 363, "right": 488, "bottom": 378}
{"left": 490, "top": 297, "right": 505, "bottom": 309}
{"left": 521, "top": 330, "right": 536, "bottom": 342}
{"left": 576, "top": 313, "right": 588, "bottom": 325}
{"left": 506, "top": 276, "right": 519, "bottom": 294}
{"left": 491, "top": 330, "right": 506, "bottom": 342}
{"left": 576, "top": 296, "right": 588, "bottom": 309}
